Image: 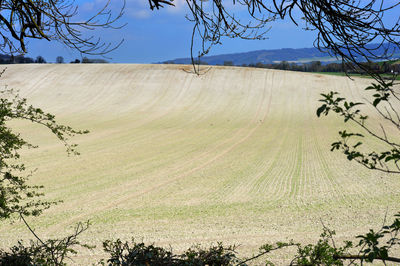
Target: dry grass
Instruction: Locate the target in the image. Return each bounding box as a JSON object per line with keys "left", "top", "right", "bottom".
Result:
{"left": 0, "top": 64, "right": 399, "bottom": 264}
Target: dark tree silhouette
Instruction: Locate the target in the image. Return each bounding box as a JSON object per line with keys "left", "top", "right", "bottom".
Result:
{"left": 56, "top": 56, "right": 64, "bottom": 64}
{"left": 35, "top": 55, "right": 46, "bottom": 64}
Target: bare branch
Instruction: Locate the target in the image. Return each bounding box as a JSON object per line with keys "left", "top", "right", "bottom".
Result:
{"left": 150, "top": 0, "right": 400, "bottom": 77}
{"left": 0, "top": 0, "right": 125, "bottom": 55}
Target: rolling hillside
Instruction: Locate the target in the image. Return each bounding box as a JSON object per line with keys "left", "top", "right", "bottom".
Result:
{"left": 166, "top": 47, "right": 333, "bottom": 65}
{"left": 1, "top": 64, "right": 399, "bottom": 264}
{"left": 165, "top": 43, "right": 400, "bottom": 65}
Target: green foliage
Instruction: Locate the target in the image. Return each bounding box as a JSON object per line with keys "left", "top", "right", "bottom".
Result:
{"left": 101, "top": 239, "right": 176, "bottom": 265}
{"left": 317, "top": 81, "right": 400, "bottom": 173}
{"left": 355, "top": 213, "right": 400, "bottom": 263}
{"left": 0, "top": 214, "right": 398, "bottom": 265}
{"left": 182, "top": 243, "right": 239, "bottom": 265}
{"left": 100, "top": 239, "right": 239, "bottom": 266}
{"left": 0, "top": 221, "right": 93, "bottom": 266}
{"left": 238, "top": 213, "right": 400, "bottom": 265}
{"left": 0, "top": 82, "right": 88, "bottom": 219}
{"left": 287, "top": 227, "right": 355, "bottom": 265}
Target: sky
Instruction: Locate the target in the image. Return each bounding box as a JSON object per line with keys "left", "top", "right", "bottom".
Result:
{"left": 22, "top": 0, "right": 395, "bottom": 63}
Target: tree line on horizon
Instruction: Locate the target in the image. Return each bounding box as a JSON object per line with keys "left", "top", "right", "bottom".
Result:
{"left": 0, "top": 54, "right": 109, "bottom": 64}
{"left": 240, "top": 60, "right": 400, "bottom": 75}
{"left": 165, "top": 59, "right": 400, "bottom": 75}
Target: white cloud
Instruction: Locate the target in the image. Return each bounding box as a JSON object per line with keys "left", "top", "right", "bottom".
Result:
{"left": 80, "top": 0, "right": 109, "bottom": 12}
{"left": 128, "top": 8, "right": 152, "bottom": 19}
{"left": 166, "top": 0, "right": 187, "bottom": 13}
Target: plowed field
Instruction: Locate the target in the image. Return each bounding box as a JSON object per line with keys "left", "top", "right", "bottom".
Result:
{"left": 1, "top": 64, "right": 399, "bottom": 264}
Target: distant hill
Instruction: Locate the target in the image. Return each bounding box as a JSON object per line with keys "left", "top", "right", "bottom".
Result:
{"left": 166, "top": 47, "right": 333, "bottom": 65}
{"left": 164, "top": 43, "right": 400, "bottom": 65}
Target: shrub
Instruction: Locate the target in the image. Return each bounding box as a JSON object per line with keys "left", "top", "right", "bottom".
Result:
{"left": 100, "top": 239, "right": 239, "bottom": 266}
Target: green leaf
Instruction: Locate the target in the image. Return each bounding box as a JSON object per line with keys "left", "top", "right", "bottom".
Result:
{"left": 316, "top": 104, "right": 327, "bottom": 117}
{"left": 353, "top": 142, "right": 362, "bottom": 148}
{"left": 372, "top": 98, "right": 381, "bottom": 107}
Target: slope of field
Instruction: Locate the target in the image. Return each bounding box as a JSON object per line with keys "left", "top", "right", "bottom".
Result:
{"left": 1, "top": 64, "right": 400, "bottom": 264}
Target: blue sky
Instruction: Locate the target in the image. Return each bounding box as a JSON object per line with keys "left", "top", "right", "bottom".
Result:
{"left": 24, "top": 0, "right": 391, "bottom": 63}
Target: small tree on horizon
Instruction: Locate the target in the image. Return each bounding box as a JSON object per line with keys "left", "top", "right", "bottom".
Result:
{"left": 56, "top": 56, "right": 64, "bottom": 64}
{"left": 35, "top": 56, "right": 46, "bottom": 64}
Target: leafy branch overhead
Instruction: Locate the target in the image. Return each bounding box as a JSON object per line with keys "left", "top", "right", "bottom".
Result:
{"left": 0, "top": 84, "right": 88, "bottom": 219}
